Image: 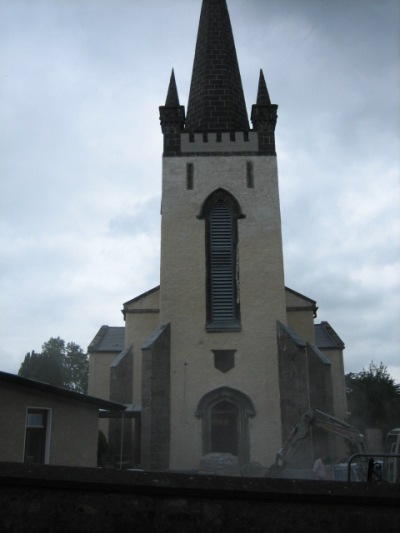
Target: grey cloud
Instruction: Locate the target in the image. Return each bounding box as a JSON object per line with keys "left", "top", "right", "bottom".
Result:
{"left": 108, "top": 197, "right": 161, "bottom": 237}
{"left": 0, "top": 0, "right": 399, "bottom": 381}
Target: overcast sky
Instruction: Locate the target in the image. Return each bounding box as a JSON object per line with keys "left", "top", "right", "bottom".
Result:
{"left": 1, "top": 0, "right": 399, "bottom": 382}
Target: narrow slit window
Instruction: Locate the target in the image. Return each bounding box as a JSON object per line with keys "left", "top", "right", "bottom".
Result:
{"left": 246, "top": 161, "right": 254, "bottom": 188}
{"left": 186, "top": 163, "right": 194, "bottom": 190}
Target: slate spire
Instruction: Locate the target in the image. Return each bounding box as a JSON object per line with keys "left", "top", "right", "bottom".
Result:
{"left": 159, "top": 69, "right": 185, "bottom": 155}
{"left": 256, "top": 69, "right": 271, "bottom": 106}
{"left": 251, "top": 69, "right": 278, "bottom": 155}
{"left": 185, "top": 0, "right": 249, "bottom": 132}
{"left": 165, "top": 69, "right": 180, "bottom": 107}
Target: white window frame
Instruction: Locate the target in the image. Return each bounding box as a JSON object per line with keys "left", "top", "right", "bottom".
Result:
{"left": 23, "top": 407, "right": 52, "bottom": 464}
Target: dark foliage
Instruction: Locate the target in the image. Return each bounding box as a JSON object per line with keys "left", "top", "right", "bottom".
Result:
{"left": 18, "top": 337, "right": 89, "bottom": 394}
{"left": 346, "top": 362, "right": 400, "bottom": 436}
{"left": 18, "top": 350, "right": 64, "bottom": 388}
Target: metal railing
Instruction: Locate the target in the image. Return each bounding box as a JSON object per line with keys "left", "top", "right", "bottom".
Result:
{"left": 347, "top": 453, "right": 400, "bottom": 482}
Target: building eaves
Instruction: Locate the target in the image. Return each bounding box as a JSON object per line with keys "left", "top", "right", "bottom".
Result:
{"left": 285, "top": 286, "right": 317, "bottom": 306}
{"left": 123, "top": 286, "right": 160, "bottom": 308}
{"left": 0, "top": 371, "right": 126, "bottom": 411}
{"left": 285, "top": 287, "right": 318, "bottom": 317}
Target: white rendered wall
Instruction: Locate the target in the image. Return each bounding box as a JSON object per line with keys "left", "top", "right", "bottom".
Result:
{"left": 160, "top": 153, "right": 287, "bottom": 470}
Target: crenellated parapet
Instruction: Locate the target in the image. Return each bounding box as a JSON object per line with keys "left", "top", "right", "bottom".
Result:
{"left": 181, "top": 131, "right": 258, "bottom": 154}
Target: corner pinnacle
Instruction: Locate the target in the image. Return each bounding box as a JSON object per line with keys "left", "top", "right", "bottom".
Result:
{"left": 256, "top": 69, "right": 271, "bottom": 106}
{"left": 165, "top": 69, "right": 180, "bottom": 107}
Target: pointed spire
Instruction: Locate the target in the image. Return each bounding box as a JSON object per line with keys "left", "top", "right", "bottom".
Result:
{"left": 251, "top": 68, "right": 278, "bottom": 156}
{"left": 165, "top": 69, "right": 180, "bottom": 107}
{"left": 159, "top": 69, "right": 185, "bottom": 155}
{"left": 256, "top": 69, "right": 271, "bottom": 106}
{"left": 185, "top": 0, "right": 249, "bottom": 132}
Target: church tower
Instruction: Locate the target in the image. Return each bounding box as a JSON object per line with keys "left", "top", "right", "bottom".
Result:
{"left": 88, "top": 0, "right": 348, "bottom": 474}
{"left": 158, "top": 0, "right": 287, "bottom": 470}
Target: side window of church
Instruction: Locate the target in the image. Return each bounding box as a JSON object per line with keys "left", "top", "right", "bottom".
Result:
{"left": 207, "top": 200, "right": 240, "bottom": 328}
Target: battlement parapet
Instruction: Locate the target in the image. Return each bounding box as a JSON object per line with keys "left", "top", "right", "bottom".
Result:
{"left": 181, "top": 131, "right": 258, "bottom": 153}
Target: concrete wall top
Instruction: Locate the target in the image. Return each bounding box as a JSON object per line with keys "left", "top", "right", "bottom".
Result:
{"left": 1, "top": 462, "right": 399, "bottom": 533}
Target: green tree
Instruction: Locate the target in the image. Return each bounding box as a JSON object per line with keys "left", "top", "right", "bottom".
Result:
{"left": 64, "top": 341, "right": 88, "bottom": 393}
{"left": 18, "top": 349, "right": 64, "bottom": 387}
{"left": 346, "top": 362, "right": 400, "bottom": 436}
{"left": 18, "top": 337, "right": 89, "bottom": 394}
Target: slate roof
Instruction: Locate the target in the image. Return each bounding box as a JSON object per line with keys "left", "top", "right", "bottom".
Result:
{"left": 315, "top": 321, "right": 345, "bottom": 350}
{"left": 0, "top": 371, "right": 125, "bottom": 411}
{"left": 255, "top": 69, "right": 272, "bottom": 106}
{"left": 88, "top": 326, "right": 125, "bottom": 353}
{"left": 165, "top": 69, "right": 180, "bottom": 107}
{"left": 185, "top": 0, "right": 249, "bottom": 132}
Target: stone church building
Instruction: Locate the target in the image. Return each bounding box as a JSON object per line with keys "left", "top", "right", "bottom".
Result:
{"left": 88, "top": 0, "right": 347, "bottom": 472}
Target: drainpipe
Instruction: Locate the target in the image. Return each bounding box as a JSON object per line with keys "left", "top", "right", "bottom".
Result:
{"left": 305, "top": 345, "right": 314, "bottom": 461}
{"left": 119, "top": 411, "right": 125, "bottom": 470}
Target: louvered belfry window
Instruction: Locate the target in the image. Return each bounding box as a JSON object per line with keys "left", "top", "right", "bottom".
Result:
{"left": 200, "top": 188, "right": 242, "bottom": 330}
{"left": 210, "top": 201, "right": 235, "bottom": 323}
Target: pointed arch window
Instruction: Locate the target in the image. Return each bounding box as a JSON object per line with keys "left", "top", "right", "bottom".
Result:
{"left": 198, "top": 189, "right": 245, "bottom": 331}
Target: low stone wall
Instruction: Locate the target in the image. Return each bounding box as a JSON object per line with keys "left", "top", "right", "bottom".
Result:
{"left": 1, "top": 462, "right": 399, "bottom": 532}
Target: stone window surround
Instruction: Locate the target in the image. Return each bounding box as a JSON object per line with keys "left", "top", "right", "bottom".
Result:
{"left": 24, "top": 407, "right": 52, "bottom": 465}
{"left": 195, "top": 386, "right": 256, "bottom": 465}
{"left": 198, "top": 188, "right": 245, "bottom": 331}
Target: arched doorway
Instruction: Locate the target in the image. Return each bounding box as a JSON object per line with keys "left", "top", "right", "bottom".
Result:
{"left": 196, "top": 387, "right": 256, "bottom": 464}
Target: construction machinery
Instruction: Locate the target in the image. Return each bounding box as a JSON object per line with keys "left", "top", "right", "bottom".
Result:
{"left": 268, "top": 408, "right": 367, "bottom": 477}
